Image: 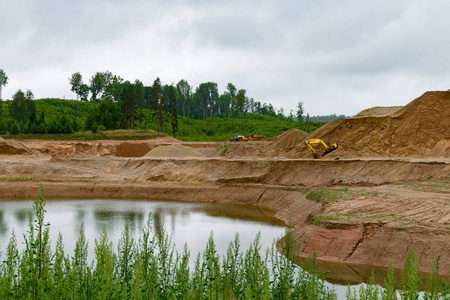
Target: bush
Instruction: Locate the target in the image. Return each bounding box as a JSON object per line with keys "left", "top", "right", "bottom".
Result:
{"left": 91, "top": 122, "right": 99, "bottom": 133}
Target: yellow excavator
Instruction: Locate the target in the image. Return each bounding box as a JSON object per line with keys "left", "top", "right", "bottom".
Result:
{"left": 305, "top": 139, "right": 339, "bottom": 158}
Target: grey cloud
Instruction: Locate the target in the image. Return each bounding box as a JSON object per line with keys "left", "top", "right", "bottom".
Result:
{"left": 1, "top": 0, "right": 450, "bottom": 116}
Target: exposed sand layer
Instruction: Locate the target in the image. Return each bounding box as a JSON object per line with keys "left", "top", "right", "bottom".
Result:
{"left": 353, "top": 106, "right": 403, "bottom": 118}
{"left": 223, "top": 142, "right": 274, "bottom": 158}
{"left": 270, "top": 128, "right": 309, "bottom": 150}
{"left": 144, "top": 143, "right": 205, "bottom": 158}
{"left": 0, "top": 139, "right": 35, "bottom": 155}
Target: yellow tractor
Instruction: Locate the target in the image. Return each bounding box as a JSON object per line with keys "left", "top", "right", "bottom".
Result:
{"left": 229, "top": 134, "right": 249, "bottom": 142}
{"left": 305, "top": 139, "right": 339, "bottom": 158}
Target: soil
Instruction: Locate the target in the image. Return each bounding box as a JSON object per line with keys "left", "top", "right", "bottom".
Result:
{"left": 144, "top": 143, "right": 205, "bottom": 158}
{"left": 0, "top": 139, "right": 35, "bottom": 155}
{"left": 270, "top": 128, "right": 309, "bottom": 151}
{"left": 353, "top": 106, "right": 403, "bottom": 118}
{"left": 0, "top": 90, "right": 449, "bottom": 284}
{"left": 223, "top": 142, "right": 274, "bottom": 158}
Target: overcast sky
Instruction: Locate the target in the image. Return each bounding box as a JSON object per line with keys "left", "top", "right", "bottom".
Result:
{"left": 1, "top": 0, "right": 450, "bottom": 116}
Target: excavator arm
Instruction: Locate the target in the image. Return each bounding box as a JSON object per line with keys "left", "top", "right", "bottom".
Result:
{"left": 305, "top": 139, "right": 339, "bottom": 158}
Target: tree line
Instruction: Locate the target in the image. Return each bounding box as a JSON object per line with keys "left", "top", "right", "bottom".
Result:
{"left": 68, "top": 70, "right": 306, "bottom": 128}
{"left": 0, "top": 68, "right": 312, "bottom": 137}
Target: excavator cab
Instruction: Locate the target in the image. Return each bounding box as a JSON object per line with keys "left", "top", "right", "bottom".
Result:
{"left": 305, "top": 139, "right": 339, "bottom": 158}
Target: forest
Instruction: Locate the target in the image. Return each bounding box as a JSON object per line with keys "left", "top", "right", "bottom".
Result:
{"left": 0, "top": 70, "right": 335, "bottom": 141}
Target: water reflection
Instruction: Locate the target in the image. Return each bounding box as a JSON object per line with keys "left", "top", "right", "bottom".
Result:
{"left": 314, "top": 259, "right": 450, "bottom": 290}
{"left": 14, "top": 209, "right": 33, "bottom": 223}
{"left": 0, "top": 199, "right": 284, "bottom": 264}
{"left": 0, "top": 210, "right": 6, "bottom": 234}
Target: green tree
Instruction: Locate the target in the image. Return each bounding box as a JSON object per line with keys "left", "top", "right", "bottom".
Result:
{"left": 103, "top": 71, "right": 124, "bottom": 101}
{"left": 135, "top": 79, "right": 144, "bottom": 130}
{"left": 151, "top": 77, "right": 164, "bottom": 132}
{"left": 0, "top": 69, "right": 8, "bottom": 100}
{"left": 168, "top": 85, "right": 178, "bottom": 138}
{"left": 176, "top": 79, "right": 191, "bottom": 117}
{"left": 99, "top": 98, "right": 121, "bottom": 129}
{"left": 296, "top": 101, "right": 304, "bottom": 122}
{"left": 9, "top": 89, "right": 36, "bottom": 133}
{"left": 236, "top": 89, "right": 246, "bottom": 125}
{"left": 69, "top": 72, "right": 84, "bottom": 101}
{"left": 120, "top": 82, "right": 136, "bottom": 130}
{"left": 102, "top": 71, "right": 113, "bottom": 95}
{"left": 216, "top": 94, "right": 230, "bottom": 117}
{"left": 90, "top": 72, "right": 105, "bottom": 101}
{"left": 227, "top": 83, "right": 237, "bottom": 117}
{"left": 79, "top": 84, "right": 90, "bottom": 102}
{"left": 195, "top": 82, "right": 219, "bottom": 119}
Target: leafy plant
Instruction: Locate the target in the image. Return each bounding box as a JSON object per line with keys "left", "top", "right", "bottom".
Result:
{"left": 217, "top": 143, "right": 236, "bottom": 156}
{"left": 306, "top": 187, "right": 349, "bottom": 203}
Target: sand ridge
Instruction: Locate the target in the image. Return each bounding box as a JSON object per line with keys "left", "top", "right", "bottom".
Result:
{"left": 0, "top": 139, "right": 35, "bottom": 155}
{"left": 144, "top": 143, "right": 205, "bottom": 158}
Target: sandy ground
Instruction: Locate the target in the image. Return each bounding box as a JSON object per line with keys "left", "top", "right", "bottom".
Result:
{"left": 0, "top": 138, "right": 449, "bottom": 286}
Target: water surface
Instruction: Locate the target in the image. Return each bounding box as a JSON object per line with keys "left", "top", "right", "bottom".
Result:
{"left": 0, "top": 199, "right": 285, "bottom": 260}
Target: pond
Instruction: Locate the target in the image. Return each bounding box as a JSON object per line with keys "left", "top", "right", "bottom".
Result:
{"left": 0, "top": 199, "right": 286, "bottom": 258}
{"left": 0, "top": 198, "right": 354, "bottom": 299}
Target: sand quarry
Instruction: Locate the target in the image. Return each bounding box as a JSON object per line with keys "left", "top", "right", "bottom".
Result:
{"left": 0, "top": 91, "right": 450, "bottom": 284}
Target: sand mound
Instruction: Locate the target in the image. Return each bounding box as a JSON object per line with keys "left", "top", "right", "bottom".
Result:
{"left": 150, "top": 136, "right": 182, "bottom": 143}
{"left": 270, "top": 128, "right": 309, "bottom": 150}
{"left": 354, "top": 106, "right": 403, "bottom": 118}
{"left": 0, "top": 139, "right": 35, "bottom": 155}
{"left": 144, "top": 143, "right": 205, "bottom": 158}
{"left": 224, "top": 143, "right": 274, "bottom": 158}
{"left": 289, "top": 91, "right": 450, "bottom": 158}
{"left": 116, "top": 142, "right": 154, "bottom": 157}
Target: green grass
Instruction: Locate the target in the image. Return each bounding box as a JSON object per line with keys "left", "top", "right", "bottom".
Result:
{"left": 0, "top": 176, "right": 35, "bottom": 181}
{"left": 359, "top": 190, "right": 379, "bottom": 197}
{"left": 306, "top": 187, "right": 383, "bottom": 204}
{"left": 2, "top": 129, "right": 167, "bottom": 141}
{"left": 405, "top": 182, "right": 450, "bottom": 192}
{"left": 216, "top": 142, "right": 236, "bottom": 156}
{"left": 305, "top": 187, "right": 350, "bottom": 203}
